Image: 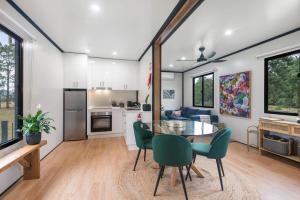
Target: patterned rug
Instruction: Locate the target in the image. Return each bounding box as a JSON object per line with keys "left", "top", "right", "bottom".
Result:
{"left": 117, "top": 155, "right": 260, "bottom": 200}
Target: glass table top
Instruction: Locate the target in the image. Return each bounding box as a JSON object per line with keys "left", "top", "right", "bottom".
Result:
{"left": 147, "top": 120, "right": 219, "bottom": 136}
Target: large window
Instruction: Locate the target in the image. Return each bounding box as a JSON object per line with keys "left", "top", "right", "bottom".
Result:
{"left": 265, "top": 49, "right": 300, "bottom": 116}
{"left": 0, "top": 25, "right": 23, "bottom": 149}
{"left": 193, "top": 73, "right": 214, "bottom": 108}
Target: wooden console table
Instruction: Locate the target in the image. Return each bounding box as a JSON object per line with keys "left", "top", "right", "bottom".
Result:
{"left": 259, "top": 118, "right": 300, "bottom": 162}
{"left": 0, "top": 140, "right": 47, "bottom": 180}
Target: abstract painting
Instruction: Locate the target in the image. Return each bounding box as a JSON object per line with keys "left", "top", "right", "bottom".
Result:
{"left": 163, "top": 89, "right": 175, "bottom": 99}
{"left": 219, "top": 71, "right": 251, "bottom": 118}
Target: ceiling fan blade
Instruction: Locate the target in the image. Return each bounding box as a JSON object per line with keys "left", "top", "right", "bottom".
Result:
{"left": 211, "top": 59, "right": 227, "bottom": 63}
{"left": 206, "top": 51, "right": 216, "bottom": 59}
{"left": 176, "top": 59, "right": 196, "bottom": 61}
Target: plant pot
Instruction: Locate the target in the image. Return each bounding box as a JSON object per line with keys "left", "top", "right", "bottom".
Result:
{"left": 26, "top": 132, "right": 41, "bottom": 145}
{"left": 142, "top": 104, "right": 151, "bottom": 111}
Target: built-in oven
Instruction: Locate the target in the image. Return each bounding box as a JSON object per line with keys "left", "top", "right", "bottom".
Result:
{"left": 91, "top": 111, "right": 112, "bottom": 132}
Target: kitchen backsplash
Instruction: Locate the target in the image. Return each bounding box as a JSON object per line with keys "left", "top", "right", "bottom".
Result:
{"left": 88, "top": 90, "right": 137, "bottom": 107}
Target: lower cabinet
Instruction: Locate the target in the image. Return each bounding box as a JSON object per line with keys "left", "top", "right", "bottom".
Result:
{"left": 112, "top": 109, "right": 123, "bottom": 133}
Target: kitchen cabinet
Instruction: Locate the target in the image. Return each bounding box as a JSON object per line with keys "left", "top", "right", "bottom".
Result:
{"left": 63, "top": 53, "right": 88, "bottom": 88}
{"left": 112, "top": 108, "right": 123, "bottom": 133}
{"left": 89, "top": 60, "right": 112, "bottom": 89}
{"left": 88, "top": 58, "right": 139, "bottom": 90}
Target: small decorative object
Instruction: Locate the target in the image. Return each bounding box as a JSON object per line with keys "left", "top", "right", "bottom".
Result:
{"left": 163, "top": 89, "right": 175, "bottom": 99}
{"left": 219, "top": 71, "right": 251, "bottom": 118}
{"left": 166, "top": 120, "right": 186, "bottom": 128}
{"left": 136, "top": 113, "right": 142, "bottom": 121}
{"left": 20, "top": 105, "right": 56, "bottom": 145}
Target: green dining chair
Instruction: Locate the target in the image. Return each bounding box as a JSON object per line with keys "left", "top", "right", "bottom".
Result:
{"left": 190, "top": 128, "right": 232, "bottom": 191}
{"left": 133, "top": 121, "right": 153, "bottom": 171}
{"left": 152, "top": 134, "right": 193, "bottom": 200}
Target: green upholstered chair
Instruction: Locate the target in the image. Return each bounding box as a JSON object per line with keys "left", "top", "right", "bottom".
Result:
{"left": 191, "top": 128, "right": 232, "bottom": 191}
{"left": 152, "top": 134, "right": 193, "bottom": 200}
{"left": 133, "top": 121, "right": 153, "bottom": 171}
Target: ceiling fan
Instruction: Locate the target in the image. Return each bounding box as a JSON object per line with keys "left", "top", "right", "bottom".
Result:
{"left": 176, "top": 46, "right": 227, "bottom": 63}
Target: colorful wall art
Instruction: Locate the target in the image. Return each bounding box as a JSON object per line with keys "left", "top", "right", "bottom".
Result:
{"left": 219, "top": 71, "right": 251, "bottom": 118}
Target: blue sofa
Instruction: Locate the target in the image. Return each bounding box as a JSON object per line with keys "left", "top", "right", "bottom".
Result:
{"left": 164, "top": 107, "right": 219, "bottom": 123}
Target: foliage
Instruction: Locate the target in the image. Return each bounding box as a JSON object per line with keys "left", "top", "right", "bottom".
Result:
{"left": 194, "top": 74, "right": 213, "bottom": 107}
{"left": 267, "top": 53, "right": 300, "bottom": 113}
{"left": 20, "top": 110, "right": 56, "bottom": 135}
{"left": 145, "top": 94, "right": 150, "bottom": 104}
{"left": 0, "top": 35, "right": 16, "bottom": 109}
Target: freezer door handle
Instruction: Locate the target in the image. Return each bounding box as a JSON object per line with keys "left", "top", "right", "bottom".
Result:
{"left": 66, "top": 109, "right": 84, "bottom": 112}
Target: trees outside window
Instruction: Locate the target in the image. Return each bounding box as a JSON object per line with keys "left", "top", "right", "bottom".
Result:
{"left": 265, "top": 49, "right": 300, "bottom": 116}
{"left": 193, "top": 73, "right": 214, "bottom": 108}
{"left": 0, "top": 25, "right": 23, "bottom": 149}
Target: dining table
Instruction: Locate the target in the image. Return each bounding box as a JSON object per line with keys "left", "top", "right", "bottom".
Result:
{"left": 148, "top": 120, "right": 219, "bottom": 186}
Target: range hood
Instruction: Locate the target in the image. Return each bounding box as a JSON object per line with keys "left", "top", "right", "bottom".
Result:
{"left": 91, "top": 87, "right": 112, "bottom": 90}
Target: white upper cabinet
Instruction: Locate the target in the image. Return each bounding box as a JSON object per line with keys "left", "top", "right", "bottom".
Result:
{"left": 63, "top": 53, "right": 88, "bottom": 88}
{"left": 88, "top": 59, "right": 139, "bottom": 90}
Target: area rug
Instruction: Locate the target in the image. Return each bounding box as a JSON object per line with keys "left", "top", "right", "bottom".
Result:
{"left": 117, "top": 155, "right": 260, "bottom": 200}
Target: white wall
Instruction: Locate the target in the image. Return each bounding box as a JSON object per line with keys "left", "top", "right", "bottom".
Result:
{"left": 184, "top": 31, "right": 300, "bottom": 145}
{"left": 0, "top": 1, "right": 64, "bottom": 194}
{"left": 138, "top": 47, "right": 152, "bottom": 105}
{"left": 161, "top": 73, "right": 182, "bottom": 110}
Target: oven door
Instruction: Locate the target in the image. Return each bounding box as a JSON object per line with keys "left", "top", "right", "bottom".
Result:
{"left": 91, "top": 114, "right": 112, "bottom": 132}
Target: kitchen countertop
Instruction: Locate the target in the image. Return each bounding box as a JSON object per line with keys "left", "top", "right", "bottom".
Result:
{"left": 87, "top": 106, "right": 147, "bottom": 112}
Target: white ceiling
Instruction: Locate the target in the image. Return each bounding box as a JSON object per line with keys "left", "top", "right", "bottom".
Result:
{"left": 162, "top": 0, "right": 300, "bottom": 72}
{"left": 13, "top": 0, "right": 178, "bottom": 60}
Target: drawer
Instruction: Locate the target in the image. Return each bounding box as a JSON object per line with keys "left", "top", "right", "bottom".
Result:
{"left": 292, "top": 126, "right": 300, "bottom": 137}
{"left": 260, "top": 122, "right": 290, "bottom": 134}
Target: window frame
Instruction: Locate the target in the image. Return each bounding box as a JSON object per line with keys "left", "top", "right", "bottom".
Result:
{"left": 0, "top": 24, "right": 23, "bottom": 150}
{"left": 264, "top": 49, "right": 300, "bottom": 116}
{"left": 192, "top": 72, "right": 214, "bottom": 108}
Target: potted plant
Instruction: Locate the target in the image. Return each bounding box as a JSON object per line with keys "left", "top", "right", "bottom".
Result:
{"left": 142, "top": 94, "right": 151, "bottom": 111}
{"left": 20, "top": 108, "right": 56, "bottom": 145}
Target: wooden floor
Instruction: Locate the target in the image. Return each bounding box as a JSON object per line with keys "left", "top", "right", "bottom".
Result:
{"left": 1, "top": 137, "right": 300, "bottom": 200}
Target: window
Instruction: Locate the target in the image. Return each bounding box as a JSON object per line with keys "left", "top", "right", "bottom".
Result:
{"left": 265, "top": 49, "right": 300, "bottom": 116}
{"left": 193, "top": 73, "right": 214, "bottom": 108}
{"left": 0, "top": 24, "right": 23, "bottom": 149}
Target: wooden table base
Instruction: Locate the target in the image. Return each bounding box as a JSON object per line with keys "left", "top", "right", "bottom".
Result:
{"left": 170, "top": 164, "right": 204, "bottom": 186}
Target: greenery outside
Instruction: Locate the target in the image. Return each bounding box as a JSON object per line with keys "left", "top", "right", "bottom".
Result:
{"left": 194, "top": 74, "right": 214, "bottom": 107}
{"left": 267, "top": 52, "right": 300, "bottom": 114}
{"left": 0, "top": 29, "right": 17, "bottom": 144}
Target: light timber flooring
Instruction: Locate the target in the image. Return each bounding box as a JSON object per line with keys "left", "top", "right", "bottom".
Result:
{"left": 1, "top": 137, "right": 300, "bottom": 200}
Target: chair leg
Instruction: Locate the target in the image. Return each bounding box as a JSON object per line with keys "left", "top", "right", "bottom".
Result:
{"left": 216, "top": 159, "right": 224, "bottom": 191}
{"left": 160, "top": 165, "right": 165, "bottom": 179}
{"left": 185, "top": 164, "right": 192, "bottom": 181}
{"left": 154, "top": 166, "right": 165, "bottom": 196}
{"left": 219, "top": 159, "right": 225, "bottom": 177}
{"left": 193, "top": 154, "right": 196, "bottom": 163}
{"left": 178, "top": 167, "right": 189, "bottom": 200}
{"left": 133, "top": 149, "right": 141, "bottom": 171}
{"left": 144, "top": 148, "right": 146, "bottom": 161}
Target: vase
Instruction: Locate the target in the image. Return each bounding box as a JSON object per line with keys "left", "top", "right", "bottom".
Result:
{"left": 26, "top": 132, "right": 41, "bottom": 145}
{"left": 142, "top": 104, "right": 151, "bottom": 111}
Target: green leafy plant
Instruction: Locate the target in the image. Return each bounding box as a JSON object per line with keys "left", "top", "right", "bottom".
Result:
{"left": 20, "top": 110, "right": 56, "bottom": 135}
{"left": 145, "top": 94, "right": 150, "bottom": 104}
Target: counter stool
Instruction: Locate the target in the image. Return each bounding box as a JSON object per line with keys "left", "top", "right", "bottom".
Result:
{"left": 247, "top": 125, "right": 259, "bottom": 152}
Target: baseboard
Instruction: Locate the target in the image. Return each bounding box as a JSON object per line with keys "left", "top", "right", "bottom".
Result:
{"left": 88, "top": 133, "right": 123, "bottom": 139}
{"left": 127, "top": 145, "right": 138, "bottom": 151}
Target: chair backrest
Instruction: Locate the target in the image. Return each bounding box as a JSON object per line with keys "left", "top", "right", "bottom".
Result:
{"left": 152, "top": 134, "right": 192, "bottom": 167}
{"left": 207, "top": 128, "right": 232, "bottom": 159}
{"left": 133, "top": 121, "right": 152, "bottom": 149}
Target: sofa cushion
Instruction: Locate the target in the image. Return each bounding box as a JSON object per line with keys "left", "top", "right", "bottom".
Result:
{"left": 169, "top": 116, "right": 189, "bottom": 121}
{"left": 181, "top": 107, "right": 190, "bottom": 118}
{"left": 194, "top": 109, "right": 211, "bottom": 115}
